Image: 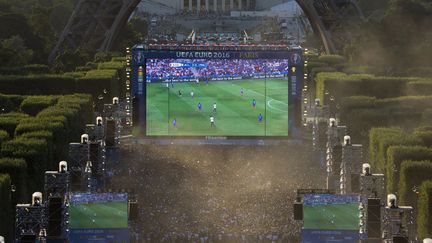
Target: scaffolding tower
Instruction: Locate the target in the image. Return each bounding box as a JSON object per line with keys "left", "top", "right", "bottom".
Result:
{"left": 326, "top": 118, "right": 347, "bottom": 191}
{"left": 340, "top": 139, "right": 363, "bottom": 194}
{"left": 15, "top": 204, "right": 46, "bottom": 242}
{"left": 68, "top": 143, "right": 89, "bottom": 191}
{"left": 382, "top": 206, "right": 416, "bottom": 243}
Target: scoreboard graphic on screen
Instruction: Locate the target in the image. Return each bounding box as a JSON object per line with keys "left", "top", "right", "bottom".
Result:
{"left": 131, "top": 44, "right": 304, "bottom": 139}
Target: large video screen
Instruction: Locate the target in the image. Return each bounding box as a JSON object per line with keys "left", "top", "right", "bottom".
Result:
{"left": 69, "top": 193, "right": 129, "bottom": 243}
{"left": 301, "top": 194, "right": 360, "bottom": 243}
{"left": 145, "top": 58, "right": 289, "bottom": 136}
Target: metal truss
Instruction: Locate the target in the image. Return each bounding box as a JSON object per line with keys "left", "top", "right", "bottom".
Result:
{"left": 15, "top": 204, "right": 46, "bottom": 242}
{"left": 44, "top": 172, "right": 69, "bottom": 200}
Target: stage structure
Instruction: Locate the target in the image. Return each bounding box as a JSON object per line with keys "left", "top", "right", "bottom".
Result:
{"left": 68, "top": 141, "right": 89, "bottom": 192}
{"left": 312, "top": 98, "right": 329, "bottom": 150}
{"left": 359, "top": 163, "right": 385, "bottom": 241}
{"left": 43, "top": 161, "right": 70, "bottom": 241}
{"left": 382, "top": 195, "right": 416, "bottom": 243}
{"left": 15, "top": 193, "right": 46, "bottom": 242}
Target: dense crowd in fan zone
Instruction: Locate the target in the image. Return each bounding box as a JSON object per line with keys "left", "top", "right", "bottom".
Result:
{"left": 303, "top": 194, "right": 360, "bottom": 206}
{"left": 146, "top": 59, "right": 289, "bottom": 81}
{"left": 110, "top": 145, "right": 325, "bottom": 242}
{"left": 69, "top": 192, "right": 128, "bottom": 205}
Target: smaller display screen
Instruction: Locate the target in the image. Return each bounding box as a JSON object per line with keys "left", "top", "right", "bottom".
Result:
{"left": 303, "top": 194, "right": 360, "bottom": 230}
{"left": 69, "top": 193, "right": 128, "bottom": 229}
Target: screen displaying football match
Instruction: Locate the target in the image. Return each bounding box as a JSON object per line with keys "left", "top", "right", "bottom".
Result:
{"left": 303, "top": 194, "right": 360, "bottom": 231}
{"left": 69, "top": 193, "right": 128, "bottom": 229}
{"left": 145, "top": 58, "right": 289, "bottom": 136}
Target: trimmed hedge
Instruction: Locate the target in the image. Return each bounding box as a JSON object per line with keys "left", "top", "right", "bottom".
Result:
{"left": 315, "top": 72, "right": 430, "bottom": 105}
{"left": 98, "top": 61, "right": 124, "bottom": 70}
{"left": 20, "top": 96, "right": 58, "bottom": 116}
{"left": 0, "top": 75, "right": 75, "bottom": 95}
{"left": 368, "top": 128, "right": 422, "bottom": 173}
{"left": 0, "top": 93, "right": 24, "bottom": 112}
{"left": 15, "top": 119, "right": 64, "bottom": 137}
{"left": 0, "top": 158, "right": 27, "bottom": 202}
{"left": 422, "top": 109, "right": 432, "bottom": 125}
{"left": 62, "top": 71, "right": 86, "bottom": 79}
{"left": 0, "top": 94, "right": 92, "bottom": 195}
{"left": 398, "top": 160, "right": 432, "bottom": 207}
{"left": 307, "top": 61, "right": 328, "bottom": 69}
{"left": 341, "top": 96, "right": 432, "bottom": 142}
{"left": 386, "top": 146, "right": 432, "bottom": 193}
{"left": 76, "top": 69, "right": 119, "bottom": 97}
{"left": 111, "top": 57, "right": 126, "bottom": 62}
{"left": 415, "top": 126, "right": 432, "bottom": 133}
{"left": 41, "top": 94, "right": 93, "bottom": 141}
{"left": 417, "top": 180, "right": 432, "bottom": 239}
{"left": 406, "top": 67, "right": 432, "bottom": 77}
{"left": 413, "top": 131, "right": 432, "bottom": 147}
{"left": 317, "top": 55, "right": 346, "bottom": 65}
{"left": 309, "top": 67, "right": 337, "bottom": 77}
{"left": 1, "top": 137, "right": 48, "bottom": 193}
{"left": 82, "top": 69, "right": 117, "bottom": 79}
{"left": 0, "top": 70, "right": 122, "bottom": 100}
{"left": 20, "top": 130, "right": 55, "bottom": 169}
{"left": 0, "top": 65, "right": 49, "bottom": 75}
{"left": 0, "top": 174, "right": 12, "bottom": 242}
{"left": 407, "top": 81, "right": 432, "bottom": 96}
{"left": 315, "top": 72, "right": 375, "bottom": 104}
{"left": 0, "top": 112, "right": 30, "bottom": 135}
{"left": 24, "top": 64, "right": 50, "bottom": 74}
{"left": 0, "top": 66, "right": 26, "bottom": 75}
{"left": 342, "top": 65, "right": 372, "bottom": 75}
{"left": 0, "top": 130, "right": 9, "bottom": 146}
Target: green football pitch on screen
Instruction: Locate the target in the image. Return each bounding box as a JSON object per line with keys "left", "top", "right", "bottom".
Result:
{"left": 303, "top": 203, "right": 359, "bottom": 231}
{"left": 69, "top": 202, "right": 128, "bottom": 229}
{"left": 146, "top": 78, "right": 289, "bottom": 136}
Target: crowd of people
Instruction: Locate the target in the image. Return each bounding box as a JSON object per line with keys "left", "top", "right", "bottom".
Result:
{"left": 146, "top": 59, "right": 289, "bottom": 81}
{"left": 110, "top": 144, "right": 326, "bottom": 242}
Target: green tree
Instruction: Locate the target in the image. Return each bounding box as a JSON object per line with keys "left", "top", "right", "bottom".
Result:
{"left": 52, "top": 49, "right": 90, "bottom": 72}
{"left": 0, "top": 35, "right": 33, "bottom": 66}
{"left": 29, "top": 4, "right": 55, "bottom": 53}
{"left": 50, "top": 3, "right": 72, "bottom": 34}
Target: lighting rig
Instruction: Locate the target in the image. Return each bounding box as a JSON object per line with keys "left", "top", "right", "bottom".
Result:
{"left": 15, "top": 192, "right": 46, "bottom": 242}
{"left": 359, "top": 163, "right": 385, "bottom": 241}
{"left": 382, "top": 195, "right": 416, "bottom": 243}
{"left": 312, "top": 98, "right": 330, "bottom": 151}
{"left": 326, "top": 118, "right": 347, "bottom": 191}
{"left": 43, "top": 162, "right": 69, "bottom": 241}
{"left": 340, "top": 135, "right": 363, "bottom": 194}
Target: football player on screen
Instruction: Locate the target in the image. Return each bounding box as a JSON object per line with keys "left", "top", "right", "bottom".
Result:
{"left": 213, "top": 102, "right": 217, "bottom": 113}
{"left": 210, "top": 115, "right": 215, "bottom": 127}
